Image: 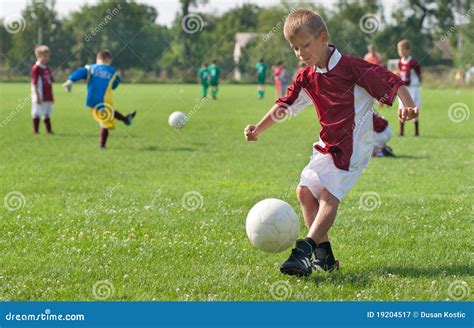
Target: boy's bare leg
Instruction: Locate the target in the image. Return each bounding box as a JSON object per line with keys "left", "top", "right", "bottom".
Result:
{"left": 280, "top": 187, "right": 336, "bottom": 276}
{"left": 296, "top": 186, "right": 320, "bottom": 231}
{"left": 307, "top": 188, "right": 338, "bottom": 243}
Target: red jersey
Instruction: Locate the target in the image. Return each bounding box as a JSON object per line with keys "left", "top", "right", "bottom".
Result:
{"left": 397, "top": 56, "right": 421, "bottom": 87}
{"left": 373, "top": 113, "right": 389, "bottom": 133}
{"left": 273, "top": 66, "right": 282, "bottom": 80}
{"left": 276, "top": 45, "right": 403, "bottom": 171}
{"left": 31, "top": 62, "right": 54, "bottom": 102}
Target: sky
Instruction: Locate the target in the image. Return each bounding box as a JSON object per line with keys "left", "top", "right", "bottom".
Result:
{"left": 0, "top": 0, "right": 400, "bottom": 27}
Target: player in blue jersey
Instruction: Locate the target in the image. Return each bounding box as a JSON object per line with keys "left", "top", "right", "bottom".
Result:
{"left": 63, "top": 49, "right": 136, "bottom": 149}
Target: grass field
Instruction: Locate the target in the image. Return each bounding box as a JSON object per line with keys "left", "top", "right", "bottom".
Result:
{"left": 0, "top": 83, "right": 472, "bottom": 301}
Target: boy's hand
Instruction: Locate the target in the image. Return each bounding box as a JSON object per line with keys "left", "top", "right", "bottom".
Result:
{"left": 63, "top": 80, "right": 73, "bottom": 92}
{"left": 398, "top": 106, "right": 419, "bottom": 122}
{"left": 244, "top": 125, "right": 259, "bottom": 141}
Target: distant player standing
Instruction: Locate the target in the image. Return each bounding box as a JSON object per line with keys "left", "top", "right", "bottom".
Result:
{"left": 208, "top": 59, "right": 221, "bottom": 100}
{"left": 198, "top": 63, "right": 209, "bottom": 98}
{"left": 273, "top": 61, "right": 284, "bottom": 98}
{"left": 63, "top": 49, "right": 136, "bottom": 149}
{"left": 31, "top": 45, "right": 54, "bottom": 134}
{"left": 363, "top": 45, "right": 384, "bottom": 66}
{"left": 397, "top": 39, "right": 422, "bottom": 136}
{"left": 255, "top": 59, "right": 268, "bottom": 99}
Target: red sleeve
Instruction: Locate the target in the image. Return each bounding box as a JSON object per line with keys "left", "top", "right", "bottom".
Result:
{"left": 276, "top": 79, "right": 302, "bottom": 108}
{"left": 349, "top": 56, "right": 403, "bottom": 106}
{"left": 275, "top": 69, "right": 313, "bottom": 115}
{"left": 31, "top": 65, "right": 39, "bottom": 85}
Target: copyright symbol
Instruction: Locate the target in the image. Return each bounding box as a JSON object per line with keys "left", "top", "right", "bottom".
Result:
{"left": 413, "top": 311, "right": 419, "bottom": 318}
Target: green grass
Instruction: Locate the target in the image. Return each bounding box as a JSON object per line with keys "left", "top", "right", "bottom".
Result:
{"left": 0, "top": 83, "right": 473, "bottom": 301}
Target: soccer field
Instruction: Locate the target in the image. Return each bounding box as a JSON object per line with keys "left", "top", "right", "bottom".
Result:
{"left": 0, "top": 83, "right": 472, "bottom": 301}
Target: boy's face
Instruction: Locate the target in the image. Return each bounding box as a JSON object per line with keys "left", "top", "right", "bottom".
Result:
{"left": 286, "top": 29, "right": 329, "bottom": 67}
{"left": 397, "top": 44, "right": 410, "bottom": 58}
{"left": 38, "top": 52, "right": 49, "bottom": 64}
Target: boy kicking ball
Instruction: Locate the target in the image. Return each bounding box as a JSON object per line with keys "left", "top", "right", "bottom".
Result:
{"left": 244, "top": 10, "right": 418, "bottom": 276}
{"left": 63, "top": 49, "right": 136, "bottom": 149}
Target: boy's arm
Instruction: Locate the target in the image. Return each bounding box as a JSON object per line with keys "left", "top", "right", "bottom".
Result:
{"left": 397, "top": 86, "right": 419, "bottom": 122}
{"left": 245, "top": 74, "right": 312, "bottom": 141}
{"left": 63, "top": 67, "right": 88, "bottom": 92}
{"left": 245, "top": 105, "right": 287, "bottom": 141}
{"left": 112, "top": 75, "right": 121, "bottom": 90}
{"left": 31, "top": 66, "right": 41, "bottom": 104}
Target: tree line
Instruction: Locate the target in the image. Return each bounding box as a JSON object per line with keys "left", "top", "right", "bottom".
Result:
{"left": 0, "top": 0, "right": 472, "bottom": 82}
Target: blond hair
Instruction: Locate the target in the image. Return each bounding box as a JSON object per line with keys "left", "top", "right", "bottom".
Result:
{"left": 397, "top": 39, "right": 411, "bottom": 50}
{"left": 34, "top": 45, "right": 50, "bottom": 58}
{"left": 283, "top": 9, "right": 328, "bottom": 38}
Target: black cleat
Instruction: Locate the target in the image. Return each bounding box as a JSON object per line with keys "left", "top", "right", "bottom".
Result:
{"left": 382, "top": 145, "right": 396, "bottom": 157}
{"left": 280, "top": 240, "right": 313, "bottom": 277}
{"left": 125, "top": 111, "right": 137, "bottom": 126}
{"left": 312, "top": 258, "right": 340, "bottom": 272}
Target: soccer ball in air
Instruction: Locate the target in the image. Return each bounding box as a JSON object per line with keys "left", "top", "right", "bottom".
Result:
{"left": 246, "top": 198, "right": 300, "bottom": 253}
{"left": 168, "top": 111, "right": 187, "bottom": 129}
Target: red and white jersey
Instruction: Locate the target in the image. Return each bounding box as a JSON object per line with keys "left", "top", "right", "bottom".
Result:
{"left": 373, "top": 112, "right": 389, "bottom": 133}
{"left": 398, "top": 56, "right": 421, "bottom": 87}
{"left": 31, "top": 61, "right": 54, "bottom": 102}
{"left": 276, "top": 45, "right": 403, "bottom": 171}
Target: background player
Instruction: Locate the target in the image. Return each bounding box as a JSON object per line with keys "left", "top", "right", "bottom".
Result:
{"left": 63, "top": 49, "right": 136, "bottom": 149}
{"left": 198, "top": 63, "right": 209, "bottom": 98}
{"left": 208, "top": 59, "right": 221, "bottom": 100}
{"left": 397, "top": 39, "right": 422, "bottom": 136}
{"left": 255, "top": 59, "right": 267, "bottom": 100}
{"left": 31, "top": 45, "right": 54, "bottom": 134}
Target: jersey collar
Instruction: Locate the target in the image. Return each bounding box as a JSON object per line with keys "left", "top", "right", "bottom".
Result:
{"left": 36, "top": 61, "right": 47, "bottom": 69}
{"left": 401, "top": 56, "right": 412, "bottom": 64}
{"left": 314, "top": 45, "right": 341, "bottom": 74}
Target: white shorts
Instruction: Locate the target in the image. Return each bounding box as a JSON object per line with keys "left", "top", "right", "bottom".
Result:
{"left": 298, "top": 148, "right": 363, "bottom": 202}
{"left": 398, "top": 86, "right": 421, "bottom": 109}
{"left": 32, "top": 102, "right": 53, "bottom": 118}
{"left": 373, "top": 125, "right": 392, "bottom": 149}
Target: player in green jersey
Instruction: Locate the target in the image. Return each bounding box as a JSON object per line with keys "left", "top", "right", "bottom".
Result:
{"left": 198, "top": 63, "right": 209, "bottom": 98}
{"left": 255, "top": 59, "right": 268, "bottom": 99}
{"left": 208, "top": 59, "right": 221, "bottom": 100}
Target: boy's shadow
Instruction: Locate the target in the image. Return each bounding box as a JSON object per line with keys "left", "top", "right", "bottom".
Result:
{"left": 309, "top": 264, "right": 470, "bottom": 286}
{"left": 141, "top": 146, "right": 196, "bottom": 152}
{"left": 310, "top": 270, "right": 370, "bottom": 288}
{"left": 387, "top": 154, "right": 429, "bottom": 159}
{"left": 380, "top": 264, "right": 472, "bottom": 278}
{"left": 51, "top": 132, "right": 97, "bottom": 138}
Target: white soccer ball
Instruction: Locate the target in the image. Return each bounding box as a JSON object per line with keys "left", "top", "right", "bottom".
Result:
{"left": 168, "top": 111, "right": 187, "bottom": 129}
{"left": 246, "top": 198, "right": 300, "bottom": 253}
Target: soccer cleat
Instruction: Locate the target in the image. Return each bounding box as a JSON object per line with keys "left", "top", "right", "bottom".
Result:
{"left": 280, "top": 241, "right": 313, "bottom": 277}
{"left": 312, "top": 258, "right": 340, "bottom": 272}
{"left": 124, "top": 111, "right": 137, "bottom": 126}
{"left": 382, "top": 145, "right": 395, "bottom": 157}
